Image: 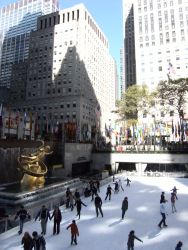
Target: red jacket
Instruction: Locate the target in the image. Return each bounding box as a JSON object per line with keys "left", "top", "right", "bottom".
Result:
{"left": 67, "top": 223, "right": 79, "bottom": 236}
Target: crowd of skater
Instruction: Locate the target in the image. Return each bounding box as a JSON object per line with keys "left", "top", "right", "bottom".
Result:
{"left": 12, "top": 176, "right": 183, "bottom": 250}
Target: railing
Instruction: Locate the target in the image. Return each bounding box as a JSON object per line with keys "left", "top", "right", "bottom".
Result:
{"left": 93, "top": 143, "right": 188, "bottom": 154}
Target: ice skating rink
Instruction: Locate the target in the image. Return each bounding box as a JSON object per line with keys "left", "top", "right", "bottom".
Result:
{"left": 1, "top": 174, "right": 188, "bottom": 250}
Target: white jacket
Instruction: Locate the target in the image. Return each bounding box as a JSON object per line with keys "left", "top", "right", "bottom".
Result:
{"left": 160, "top": 203, "right": 167, "bottom": 214}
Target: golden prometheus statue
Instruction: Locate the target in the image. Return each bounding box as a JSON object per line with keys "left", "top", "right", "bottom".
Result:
{"left": 17, "top": 140, "right": 53, "bottom": 188}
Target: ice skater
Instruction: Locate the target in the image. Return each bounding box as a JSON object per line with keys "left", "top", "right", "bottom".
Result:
{"left": 121, "top": 197, "right": 128, "bottom": 219}
{"left": 105, "top": 185, "right": 113, "bottom": 200}
{"left": 21, "top": 231, "right": 33, "bottom": 250}
{"left": 32, "top": 231, "right": 46, "bottom": 250}
{"left": 171, "top": 186, "right": 178, "bottom": 195}
{"left": 35, "top": 205, "right": 50, "bottom": 235}
{"left": 14, "top": 205, "right": 31, "bottom": 235}
{"left": 126, "top": 178, "right": 131, "bottom": 187}
{"left": 50, "top": 205, "right": 62, "bottom": 235}
{"left": 114, "top": 181, "right": 119, "bottom": 193}
{"left": 67, "top": 220, "right": 79, "bottom": 245}
{"left": 158, "top": 200, "right": 168, "bottom": 228}
{"left": 127, "top": 230, "right": 143, "bottom": 250}
{"left": 118, "top": 178, "right": 124, "bottom": 191}
{"left": 75, "top": 198, "right": 87, "bottom": 219}
{"left": 171, "top": 191, "right": 178, "bottom": 213}
{"left": 175, "top": 241, "right": 183, "bottom": 250}
{"left": 160, "top": 191, "right": 168, "bottom": 203}
{"left": 94, "top": 193, "right": 103, "bottom": 217}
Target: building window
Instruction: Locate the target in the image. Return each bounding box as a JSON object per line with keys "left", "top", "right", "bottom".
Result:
{"left": 170, "top": 111, "right": 174, "bottom": 117}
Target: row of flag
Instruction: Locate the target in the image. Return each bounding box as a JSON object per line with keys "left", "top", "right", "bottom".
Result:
{"left": 105, "top": 119, "right": 188, "bottom": 143}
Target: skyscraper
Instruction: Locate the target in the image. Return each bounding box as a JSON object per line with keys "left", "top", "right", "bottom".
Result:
{"left": 123, "top": 0, "right": 188, "bottom": 90}
{"left": 0, "top": 0, "right": 59, "bottom": 88}
{"left": 13, "top": 4, "right": 116, "bottom": 141}
{"left": 122, "top": 0, "right": 136, "bottom": 91}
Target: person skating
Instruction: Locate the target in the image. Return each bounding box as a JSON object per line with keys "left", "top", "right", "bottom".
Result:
{"left": 14, "top": 205, "right": 31, "bottom": 234}
{"left": 160, "top": 191, "right": 168, "bottom": 203}
{"left": 94, "top": 193, "right": 103, "bottom": 217}
{"left": 35, "top": 205, "right": 50, "bottom": 235}
{"left": 171, "top": 186, "right": 178, "bottom": 195}
{"left": 114, "top": 181, "right": 119, "bottom": 193}
{"left": 158, "top": 200, "right": 168, "bottom": 228}
{"left": 74, "top": 189, "right": 80, "bottom": 204}
{"left": 171, "top": 191, "right": 178, "bottom": 213}
{"left": 91, "top": 184, "right": 97, "bottom": 201}
{"left": 32, "top": 231, "right": 46, "bottom": 250}
{"left": 75, "top": 198, "right": 87, "bottom": 219}
{"left": 121, "top": 197, "right": 128, "bottom": 219}
{"left": 50, "top": 205, "right": 62, "bottom": 235}
{"left": 96, "top": 180, "right": 100, "bottom": 193}
{"left": 69, "top": 192, "right": 74, "bottom": 211}
{"left": 21, "top": 231, "right": 33, "bottom": 250}
{"left": 67, "top": 220, "right": 79, "bottom": 245}
{"left": 66, "top": 187, "right": 71, "bottom": 208}
{"left": 126, "top": 178, "right": 131, "bottom": 187}
{"left": 105, "top": 185, "right": 113, "bottom": 200}
{"left": 127, "top": 230, "right": 143, "bottom": 250}
{"left": 175, "top": 241, "right": 183, "bottom": 250}
{"left": 118, "top": 179, "right": 124, "bottom": 191}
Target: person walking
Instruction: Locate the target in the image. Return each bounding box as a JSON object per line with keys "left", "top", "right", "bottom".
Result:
{"left": 121, "top": 197, "right": 128, "bottom": 219}
{"left": 21, "top": 231, "right": 33, "bottom": 250}
{"left": 158, "top": 200, "right": 168, "bottom": 228}
{"left": 75, "top": 198, "right": 87, "bottom": 219}
{"left": 127, "top": 230, "right": 143, "bottom": 250}
{"left": 32, "top": 231, "right": 46, "bottom": 250}
{"left": 35, "top": 205, "right": 50, "bottom": 235}
{"left": 105, "top": 185, "right": 113, "bottom": 201}
{"left": 67, "top": 220, "right": 79, "bottom": 245}
{"left": 175, "top": 241, "right": 183, "bottom": 250}
{"left": 50, "top": 205, "right": 62, "bottom": 235}
{"left": 171, "top": 191, "right": 178, "bottom": 213}
{"left": 94, "top": 194, "right": 103, "bottom": 217}
{"left": 14, "top": 205, "right": 31, "bottom": 234}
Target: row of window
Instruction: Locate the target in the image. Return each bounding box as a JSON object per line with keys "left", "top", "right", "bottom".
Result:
{"left": 143, "top": 110, "right": 176, "bottom": 118}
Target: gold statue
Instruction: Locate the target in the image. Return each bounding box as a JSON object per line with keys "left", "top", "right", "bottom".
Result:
{"left": 17, "top": 141, "right": 53, "bottom": 188}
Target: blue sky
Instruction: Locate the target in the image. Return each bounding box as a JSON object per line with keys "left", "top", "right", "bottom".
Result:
{"left": 0, "top": 0, "right": 123, "bottom": 74}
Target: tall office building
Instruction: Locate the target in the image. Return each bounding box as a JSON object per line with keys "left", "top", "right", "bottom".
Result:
{"left": 123, "top": 0, "right": 188, "bottom": 91}
{"left": 0, "top": 0, "right": 59, "bottom": 88}
{"left": 13, "top": 4, "right": 116, "bottom": 141}
{"left": 122, "top": 0, "right": 136, "bottom": 90}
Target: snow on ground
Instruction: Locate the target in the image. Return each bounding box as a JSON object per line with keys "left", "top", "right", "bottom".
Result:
{"left": 1, "top": 174, "right": 188, "bottom": 250}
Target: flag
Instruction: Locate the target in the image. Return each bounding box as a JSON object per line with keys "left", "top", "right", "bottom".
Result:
{"left": 0, "top": 103, "right": 3, "bottom": 127}
{"left": 29, "top": 112, "right": 32, "bottom": 132}
{"left": 95, "top": 105, "right": 101, "bottom": 118}
{"left": 172, "top": 120, "right": 174, "bottom": 134}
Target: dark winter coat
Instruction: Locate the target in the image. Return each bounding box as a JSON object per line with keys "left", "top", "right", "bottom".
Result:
{"left": 106, "top": 186, "right": 112, "bottom": 194}
{"left": 75, "top": 199, "right": 86, "bottom": 211}
{"left": 32, "top": 235, "right": 46, "bottom": 250}
{"left": 51, "top": 208, "right": 62, "bottom": 222}
{"left": 15, "top": 208, "right": 30, "bottom": 221}
{"left": 35, "top": 208, "right": 50, "bottom": 222}
{"left": 94, "top": 196, "right": 102, "bottom": 207}
{"left": 127, "top": 233, "right": 142, "bottom": 247}
{"left": 171, "top": 192, "right": 177, "bottom": 203}
{"left": 122, "top": 199, "right": 128, "bottom": 211}
{"left": 21, "top": 235, "right": 33, "bottom": 250}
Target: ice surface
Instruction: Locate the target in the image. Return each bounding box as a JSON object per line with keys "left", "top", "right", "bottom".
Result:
{"left": 1, "top": 174, "right": 188, "bottom": 250}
